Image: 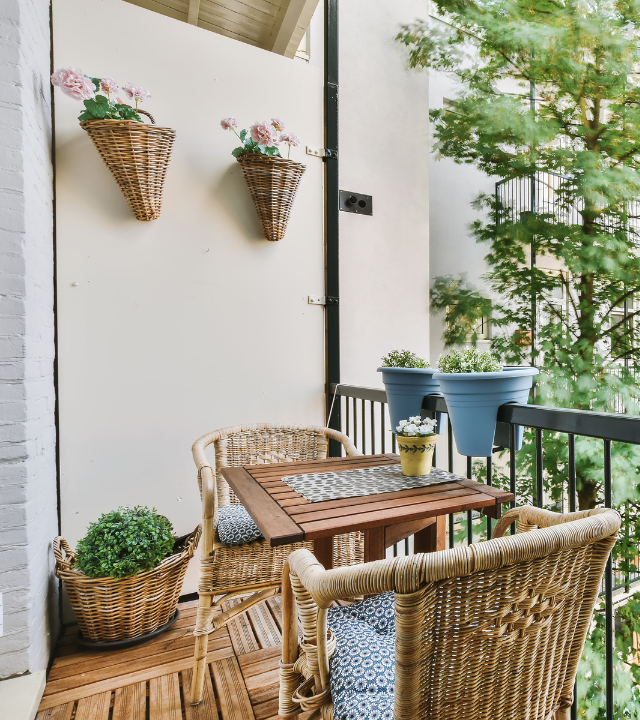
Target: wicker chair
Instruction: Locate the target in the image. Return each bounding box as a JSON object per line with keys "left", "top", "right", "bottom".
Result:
{"left": 190, "top": 422, "right": 364, "bottom": 705}
{"left": 279, "top": 506, "right": 621, "bottom": 720}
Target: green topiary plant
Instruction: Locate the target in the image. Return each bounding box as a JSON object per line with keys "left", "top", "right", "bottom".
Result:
{"left": 381, "top": 349, "right": 430, "bottom": 369}
{"left": 438, "top": 348, "right": 501, "bottom": 374}
{"left": 76, "top": 506, "right": 175, "bottom": 579}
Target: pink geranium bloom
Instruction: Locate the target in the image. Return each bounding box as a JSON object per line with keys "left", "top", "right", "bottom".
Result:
{"left": 271, "top": 118, "right": 285, "bottom": 131}
{"left": 122, "top": 83, "right": 151, "bottom": 103}
{"left": 220, "top": 117, "right": 238, "bottom": 130}
{"left": 50, "top": 68, "right": 95, "bottom": 101}
{"left": 100, "top": 77, "right": 118, "bottom": 94}
{"left": 280, "top": 132, "right": 300, "bottom": 147}
{"left": 250, "top": 121, "right": 278, "bottom": 146}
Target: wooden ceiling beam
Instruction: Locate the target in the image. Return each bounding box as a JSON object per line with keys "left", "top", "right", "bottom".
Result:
{"left": 187, "top": 0, "right": 201, "bottom": 25}
{"left": 266, "top": 0, "right": 319, "bottom": 58}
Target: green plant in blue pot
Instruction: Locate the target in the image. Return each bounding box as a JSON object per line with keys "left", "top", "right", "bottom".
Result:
{"left": 378, "top": 350, "right": 446, "bottom": 434}
{"left": 434, "top": 348, "right": 538, "bottom": 457}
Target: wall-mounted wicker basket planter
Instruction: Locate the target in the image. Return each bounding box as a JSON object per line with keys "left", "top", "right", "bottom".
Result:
{"left": 54, "top": 525, "right": 200, "bottom": 646}
{"left": 237, "top": 154, "right": 306, "bottom": 241}
{"left": 81, "top": 110, "right": 176, "bottom": 222}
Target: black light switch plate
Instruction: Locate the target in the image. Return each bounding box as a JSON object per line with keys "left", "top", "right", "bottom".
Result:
{"left": 339, "top": 190, "right": 373, "bottom": 215}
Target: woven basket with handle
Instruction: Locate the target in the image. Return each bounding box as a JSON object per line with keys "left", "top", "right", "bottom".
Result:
{"left": 54, "top": 525, "right": 201, "bottom": 643}
{"left": 237, "top": 154, "right": 306, "bottom": 241}
{"left": 81, "top": 110, "right": 176, "bottom": 222}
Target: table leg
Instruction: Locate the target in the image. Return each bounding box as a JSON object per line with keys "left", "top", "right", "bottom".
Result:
{"left": 314, "top": 536, "right": 334, "bottom": 570}
{"left": 414, "top": 515, "right": 446, "bottom": 554}
{"left": 364, "top": 527, "right": 386, "bottom": 563}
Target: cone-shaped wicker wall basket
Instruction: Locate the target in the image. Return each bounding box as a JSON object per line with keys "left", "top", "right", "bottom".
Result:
{"left": 81, "top": 110, "right": 175, "bottom": 221}
{"left": 237, "top": 154, "right": 306, "bottom": 241}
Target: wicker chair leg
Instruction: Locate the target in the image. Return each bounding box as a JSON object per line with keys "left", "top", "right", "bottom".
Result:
{"left": 191, "top": 594, "right": 214, "bottom": 705}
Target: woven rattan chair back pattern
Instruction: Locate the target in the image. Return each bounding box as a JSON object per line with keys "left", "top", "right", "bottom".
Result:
{"left": 190, "top": 423, "right": 364, "bottom": 705}
{"left": 210, "top": 426, "right": 335, "bottom": 508}
{"left": 279, "top": 506, "right": 620, "bottom": 720}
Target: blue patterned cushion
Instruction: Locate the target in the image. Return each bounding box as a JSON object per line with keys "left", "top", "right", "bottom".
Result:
{"left": 327, "top": 592, "right": 395, "bottom": 720}
{"left": 217, "top": 505, "right": 264, "bottom": 545}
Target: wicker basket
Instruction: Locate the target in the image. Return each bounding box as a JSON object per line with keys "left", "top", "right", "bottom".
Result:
{"left": 81, "top": 110, "right": 176, "bottom": 222}
{"left": 54, "top": 525, "right": 201, "bottom": 643}
{"left": 237, "top": 154, "right": 306, "bottom": 241}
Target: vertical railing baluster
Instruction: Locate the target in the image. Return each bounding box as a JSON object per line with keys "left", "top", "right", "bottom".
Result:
{"left": 625, "top": 501, "right": 630, "bottom": 593}
{"left": 604, "top": 439, "right": 613, "bottom": 720}
{"left": 392, "top": 432, "right": 396, "bottom": 454}
{"left": 510, "top": 424, "right": 517, "bottom": 535}
{"left": 486, "top": 456, "right": 492, "bottom": 540}
{"left": 535, "top": 428, "right": 544, "bottom": 508}
{"left": 381, "top": 403, "right": 386, "bottom": 454}
{"left": 353, "top": 398, "right": 358, "bottom": 450}
{"left": 361, "top": 400, "right": 366, "bottom": 454}
{"left": 371, "top": 401, "right": 376, "bottom": 455}
{"left": 568, "top": 433, "right": 576, "bottom": 513}
{"left": 467, "top": 456, "right": 473, "bottom": 545}
{"left": 345, "top": 396, "right": 350, "bottom": 443}
{"left": 448, "top": 418, "right": 454, "bottom": 549}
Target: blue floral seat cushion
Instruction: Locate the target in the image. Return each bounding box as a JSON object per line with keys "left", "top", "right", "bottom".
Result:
{"left": 327, "top": 592, "right": 396, "bottom": 720}
{"left": 216, "top": 505, "right": 264, "bottom": 545}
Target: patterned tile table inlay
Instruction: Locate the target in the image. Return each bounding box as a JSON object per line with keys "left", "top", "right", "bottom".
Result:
{"left": 281, "top": 465, "right": 460, "bottom": 503}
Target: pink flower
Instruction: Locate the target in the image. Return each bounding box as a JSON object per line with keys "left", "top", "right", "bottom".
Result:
{"left": 220, "top": 117, "right": 238, "bottom": 130}
{"left": 50, "top": 68, "right": 95, "bottom": 101}
{"left": 271, "top": 118, "right": 284, "bottom": 131}
{"left": 100, "top": 77, "right": 118, "bottom": 94}
{"left": 250, "top": 121, "right": 278, "bottom": 146}
{"left": 115, "top": 97, "right": 124, "bottom": 105}
{"left": 122, "top": 83, "right": 151, "bottom": 103}
{"left": 280, "top": 132, "right": 300, "bottom": 147}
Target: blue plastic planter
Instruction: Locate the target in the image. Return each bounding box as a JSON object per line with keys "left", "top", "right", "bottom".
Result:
{"left": 433, "top": 366, "right": 539, "bottom": 457}
{"left": 377, "top": 367, "right": 446, "bottom": 435}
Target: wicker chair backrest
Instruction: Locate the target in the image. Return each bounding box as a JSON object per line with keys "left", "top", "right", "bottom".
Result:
{"left": 192, "top": 423, "right": 358, "bottom": 509}
{"left": 286, "top": 506, "right": 620, "bottom": 720}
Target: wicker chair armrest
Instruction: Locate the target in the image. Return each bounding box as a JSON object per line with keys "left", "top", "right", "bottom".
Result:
{"left": 287, "top": 548, "right": 399, "bottom": 608}
{"left": 322, "top": 427, "right": 362, "bottom": 457}
{"left": 493, "top": 506, "right": 613, "bottom": 539}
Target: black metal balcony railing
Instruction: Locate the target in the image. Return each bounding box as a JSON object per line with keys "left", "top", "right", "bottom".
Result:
{"left": 329, "top": 382, "right": 640, "bottom": 720}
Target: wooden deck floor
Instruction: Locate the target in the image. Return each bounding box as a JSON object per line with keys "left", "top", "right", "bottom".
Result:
{"left": 36, "top": 597, "right": 309, "bottom": 720}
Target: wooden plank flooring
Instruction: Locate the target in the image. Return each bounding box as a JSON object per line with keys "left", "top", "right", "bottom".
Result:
{"left": 37, "top": 598, "right": 310, "bottom": 720}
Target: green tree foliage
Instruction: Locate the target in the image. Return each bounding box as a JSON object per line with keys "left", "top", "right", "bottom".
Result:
{"left": 76, "top": 506, "right": 175, "bottom": 579}
{"left": 398, "top": 0, "right": 640, "bottom": 714}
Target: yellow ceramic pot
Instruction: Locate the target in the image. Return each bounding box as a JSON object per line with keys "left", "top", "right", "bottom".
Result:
{"left": 397, "top": 434, "right": 436, "bottom": 476}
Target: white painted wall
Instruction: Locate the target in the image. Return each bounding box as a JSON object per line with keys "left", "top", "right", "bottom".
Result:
{"left": 53, "top": 0, "right": 326, "bottom": 597}
{"left": 0, "top": 0, "right": 58, "bottom": 680}
{"left": 53, "top": 0, "right": 435, "bottom": 605}
{"left": 339, "top": 0, "right": 431, "bottom": 386}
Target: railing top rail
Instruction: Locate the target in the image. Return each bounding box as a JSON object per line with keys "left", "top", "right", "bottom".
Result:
{"left": 495, "top": 169, "right": 572, "bottom": 188}
{"left": 331, "top": 383, "right": 640, "bottom": 446}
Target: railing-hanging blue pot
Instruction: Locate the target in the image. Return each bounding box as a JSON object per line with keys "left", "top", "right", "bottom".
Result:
{"left": 433, "top": 366, "right": 539, "bottom": 457}
{"left": 377, "top": 367, "right": 446, "bottom": 435}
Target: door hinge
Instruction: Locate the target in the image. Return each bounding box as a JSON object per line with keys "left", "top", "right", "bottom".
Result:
{"left": 308, "top": 296, "right": 339, "bottom": 306}
{"left": 306, "top": 146, "right": 339, "bottom": 160}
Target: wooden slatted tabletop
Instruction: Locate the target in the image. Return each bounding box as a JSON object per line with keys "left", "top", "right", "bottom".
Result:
{"left": 222, "top": 453, "right": 514, "bottom": 568}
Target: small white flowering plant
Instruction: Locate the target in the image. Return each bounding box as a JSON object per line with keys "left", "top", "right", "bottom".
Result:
{"left": 381, "top": 349, "right": 430, "bottom": 368}
{"left": 396, "top": 415, "right": 437, "bottom": 437}
{"left": 437, "top": 348, "right": 502, "bottom": 373}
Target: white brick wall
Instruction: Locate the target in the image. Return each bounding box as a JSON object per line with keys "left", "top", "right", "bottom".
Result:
{"left": 0, "top": 0, "right": 58, "bottom": 678}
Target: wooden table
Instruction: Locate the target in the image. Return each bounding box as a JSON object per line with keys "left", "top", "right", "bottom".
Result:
{"left": 221, "top": 453, "right": 514, "bottom": 569}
